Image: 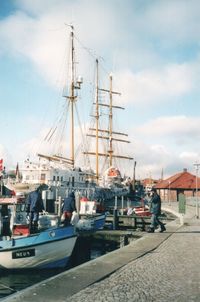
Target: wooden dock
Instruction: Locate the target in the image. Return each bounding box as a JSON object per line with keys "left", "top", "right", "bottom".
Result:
{"left": 105, "top": 212, "right": 175, "bottom": 230}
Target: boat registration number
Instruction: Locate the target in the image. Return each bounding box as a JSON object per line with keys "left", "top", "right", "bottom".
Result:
{"left": 12, "top": 249, "right": 35, "bottom": 259}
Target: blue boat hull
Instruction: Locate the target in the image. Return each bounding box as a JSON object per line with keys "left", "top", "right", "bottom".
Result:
{"left": 77, "top": 214, "right": 106, "bottom": 231}
{"left": 0, "top": 226, "right": 77, "bottom": 269}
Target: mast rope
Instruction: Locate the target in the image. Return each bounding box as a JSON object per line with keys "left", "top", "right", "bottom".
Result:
{"left": 74, "top": 34, "right": 111, "bottom": 78}
{"left": 74, "top": 103, "right": 92, "bottom": 169}
{"left": 56, "top": 101, "right": 70, "bottom": 155}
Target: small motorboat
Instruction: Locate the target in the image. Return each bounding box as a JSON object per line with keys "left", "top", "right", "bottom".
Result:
{"left": 0, "top": 197, "right": 77, "bottom": 270}
{"left": 77, "top": 197, "right": 106, "bottom": 231}
{"left": 133, "top": 206, "right": 151, "bottom": 217}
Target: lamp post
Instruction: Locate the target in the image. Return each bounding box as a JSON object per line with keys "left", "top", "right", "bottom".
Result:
{"left": 132, "top": 160, "right": 136, "bottom": 190}
{"left": 168, "top": 180, "right": 171, "bottom": 205}
{"left": 193, "top": 163, "right": 200, "bottom": 219}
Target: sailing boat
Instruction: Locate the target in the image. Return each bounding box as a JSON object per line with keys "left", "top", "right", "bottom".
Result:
{"left": 19, "top": 26, "right": 95, "bottom": 196}
{"left": 12, "top": 27, "right": 132, "bottom": 229}
{"left": 19, "top": 27, "right": 105, "bottom": 231}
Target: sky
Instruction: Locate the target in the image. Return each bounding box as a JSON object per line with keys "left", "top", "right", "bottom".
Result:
{"left": 1, "top": 0, "right": 200, "bottom": 180}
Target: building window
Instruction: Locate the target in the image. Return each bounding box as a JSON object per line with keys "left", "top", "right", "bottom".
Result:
{"left": 61, "top": 176, "right": 63, "bottom": 182}
{"left": 53, "top": 176, "right": 56, "bottom": 181}
{"left": 57, "top": 176, "right": 59, "bottom": 181}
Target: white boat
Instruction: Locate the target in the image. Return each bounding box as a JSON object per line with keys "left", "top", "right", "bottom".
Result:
{"left": 76, "top": 213, "right": 106, "bottom": 231}
{"left": 0, "top": 197, "right": 77, "bottom": 270}
{"left": 76, "top": 197, "right": 106, "bottom": 231}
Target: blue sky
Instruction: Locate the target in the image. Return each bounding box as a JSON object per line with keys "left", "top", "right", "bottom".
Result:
{"left": 1, "top": 0, "right": 200, "bottom": 179}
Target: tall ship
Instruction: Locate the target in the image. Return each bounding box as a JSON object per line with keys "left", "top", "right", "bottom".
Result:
{"left": 18, "top": 25, "right": 96, "bottom": 195}
{"left": 6, "top": 26, "right": 134, "bottom": 205}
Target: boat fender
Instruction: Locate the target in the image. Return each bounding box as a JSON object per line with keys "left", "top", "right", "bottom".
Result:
{"left": 70, "top": 211, "right": 79, "bottom": 225}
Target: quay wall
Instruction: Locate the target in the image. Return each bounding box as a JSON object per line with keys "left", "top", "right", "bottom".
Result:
{"left": 4, "top": 203, "right": 182, "bottom": 302}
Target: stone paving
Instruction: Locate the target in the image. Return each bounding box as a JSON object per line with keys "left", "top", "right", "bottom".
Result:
{"left": 67, "top": 204, "right": 200, "bottom": 302}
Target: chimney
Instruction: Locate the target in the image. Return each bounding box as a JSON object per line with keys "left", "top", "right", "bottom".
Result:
{"left": 183, "top": 168, "right": 187, "bottom": 172}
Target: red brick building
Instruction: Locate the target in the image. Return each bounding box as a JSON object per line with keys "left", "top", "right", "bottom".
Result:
{"left": 155, "top": 169, "right": 200, "bottom": 202}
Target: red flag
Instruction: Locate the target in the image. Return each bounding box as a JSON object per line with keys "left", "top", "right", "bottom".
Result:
{"left": 0, "top": 159, "right": 3, "bottom": 171}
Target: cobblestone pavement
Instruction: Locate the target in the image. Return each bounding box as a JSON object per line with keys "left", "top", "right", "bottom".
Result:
{"left": 67, "top": 211, "right": 200, "bottom": 302}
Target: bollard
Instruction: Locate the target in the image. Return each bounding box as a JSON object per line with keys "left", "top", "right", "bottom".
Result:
{"left": 178, "top": 193, "right": 186, "bottom": 225}
{"left": 180, "top": 214, "right": 184, "bottom": 225}
{"left": 113, "top": 208, "right": 119, "bottom": 230}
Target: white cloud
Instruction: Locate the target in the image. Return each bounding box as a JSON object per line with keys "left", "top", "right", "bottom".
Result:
{"left": 115, "top": 63, "right": 194, "bottom": 106}
{"left": 179, "top": 151, "right": 199, "bottom": 161}
{"left": 0, "top": 0, "right": 199, "bottom": 103}
{"left": 0, "top": 1, "right": 120, "bottom": 88}
{"left": 136, "top": 0, "right": 200, "bottom": 44}
{"left": 136, "top": 116, "right": 200, "bottom": 141}
{"left": 130, "top": 137, "right": 199, "bottom": 179}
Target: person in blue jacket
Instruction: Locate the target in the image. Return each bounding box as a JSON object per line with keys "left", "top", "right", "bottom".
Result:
{"left": 62, "top": 192, "right": 76, "bottom": 226}
{"left": 26, "top": 185, "right": 44, "bottom": 232}
{"left": 148, "top": 188, "right": 166, "bottom": 233}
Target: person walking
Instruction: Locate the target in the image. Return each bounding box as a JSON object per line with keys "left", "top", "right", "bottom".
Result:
{"left": 61, "top": 192, "right": 76, "bottom": 226}
{"left": 26, "top": 185, "right": 44, "bottom": 233}
{"left": 148, "top": 188, "right": 166, "bottom": 233}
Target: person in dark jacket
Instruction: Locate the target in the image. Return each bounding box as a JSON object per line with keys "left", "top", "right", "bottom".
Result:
{"left": 62, "top": 192, "right": 76, "bottom": 226}
{"left": 148, "top": 188, "right": 166, "bottom": 233}
{"left": 26, "top": 186, "right": 44, "bottom": 232}
{"left": 1, "top": 204, "right": 11, "bottom": 238}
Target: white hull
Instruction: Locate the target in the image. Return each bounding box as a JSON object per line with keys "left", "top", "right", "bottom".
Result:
{"left": 77, "top": 214, "right": 106, "bottom": 231}
{"left": 0, "top": 226, "right": 77, "bottom": 270}
{"left": 0, "top": 237, "right": 76, "bottom": 270}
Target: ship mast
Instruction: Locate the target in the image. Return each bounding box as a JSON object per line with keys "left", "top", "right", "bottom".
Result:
{"left": 69, "top": 26, "right": 75, "bottom": 168}
{"left": 95, "top": 59, "right": 100, "bottom": 182}
{"left": 84, "top": 69, "right": 133, "bottom": 179}
{"left": 108, "top": 74, "right": 115, "bottom": 166}
{"left": 37, "top": 25, "right": 82, "bottom": 168}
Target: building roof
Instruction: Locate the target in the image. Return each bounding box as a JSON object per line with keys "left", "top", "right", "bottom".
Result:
{"left": 155, "top": 169, "right": 200, "bottom": 190}
{"left": 141, "top": 178, "right": 158, "bottom": 187}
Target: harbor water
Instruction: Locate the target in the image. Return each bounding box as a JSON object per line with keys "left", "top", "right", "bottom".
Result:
{"left": 0, "top": 269, "right": 63, "bottom": 299}
{"left": 0, "top": 234, "right": 124, "bottom": 300}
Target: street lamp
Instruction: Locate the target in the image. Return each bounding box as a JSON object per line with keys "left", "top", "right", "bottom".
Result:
{"left": 193, "top": 163, "right": 200, "bottom": 219}
{"left": 168, "top": 180, "right": 171, "bottom": 205}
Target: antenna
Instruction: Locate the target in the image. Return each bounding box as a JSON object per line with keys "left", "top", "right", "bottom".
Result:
{"left": 65, "top": 23, "right": 74, "bottom": 31}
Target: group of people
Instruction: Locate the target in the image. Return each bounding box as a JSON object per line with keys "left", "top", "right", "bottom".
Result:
{"left": 26, "top": 187, "right": 76, "bottom": 232}
{"left": 25, "top": 184, "right": 165, "bottom": 234}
